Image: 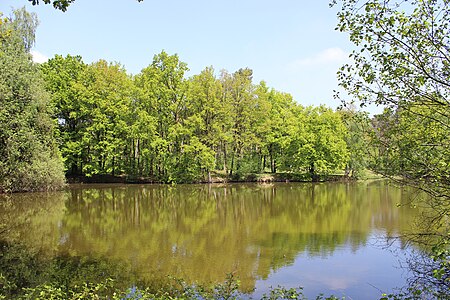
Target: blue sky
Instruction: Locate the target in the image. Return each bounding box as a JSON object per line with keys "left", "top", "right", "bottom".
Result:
{"left": 1, "top": 0, "right": 357, "bottom": 109}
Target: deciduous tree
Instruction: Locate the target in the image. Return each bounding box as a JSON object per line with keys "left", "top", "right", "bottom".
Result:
{"left": 332, "top": 0, "right": 450, "bottom": 295}
{"left": 0, "top": 8, "right": 65, "bottom": 192}
{"left": 41, "top": 54, "right": 87, "bottom": 175}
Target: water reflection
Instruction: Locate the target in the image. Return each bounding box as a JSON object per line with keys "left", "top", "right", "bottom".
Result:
{"left": 0, "top": 181, "right": 418, "bottom": 295}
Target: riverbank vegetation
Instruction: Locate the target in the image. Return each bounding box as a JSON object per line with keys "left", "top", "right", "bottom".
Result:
{"left": 1, "top": 0, "right": 449, "bottom": 298}
{"left": 1, "top": 7, "right": 370, "bottom": 191}
{"left": 332, "top": 0, "right": 450, "bottom": 297}
{"left": 0, "top": 9, "right": 65, "bottom": 193}
{"left": 41, "top": 53, "right": 353, "bottom": 184}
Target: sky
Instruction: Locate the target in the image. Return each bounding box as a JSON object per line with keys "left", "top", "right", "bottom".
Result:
{"left": 1, "top": 0, "right": 360, "bottom": 110}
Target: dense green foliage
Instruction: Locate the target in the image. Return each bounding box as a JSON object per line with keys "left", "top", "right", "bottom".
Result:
{"left": 0, "top": 6, "right": 355, "bottom": 190}
{"left": 0, "top": 9, "right": 65, "bottom": 192}
{"left": 332, "top": 0, "right": 450, "bottom": 296}
{"left": 40, "top": 52, "right": 351, "bottom": 183}
{"left": 2, "top": 0, "right": 449, "bottom": 297}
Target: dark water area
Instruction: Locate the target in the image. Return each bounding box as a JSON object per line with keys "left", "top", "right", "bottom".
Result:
{"left": 0, "top": 181, "right": 420, "bottom": 299}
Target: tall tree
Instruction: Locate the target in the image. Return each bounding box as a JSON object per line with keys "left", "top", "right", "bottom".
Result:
{"left": 41, "top": 54, "right": 87, "bottom": 175}
{"left": 80, "top": 60, "right": 134, "bottom": 177}
{"left": 332, "top": 0, "right": 450, "bottom": 218}
{"left": 0, "top": 8, "right": 65, "bottom": 192}
{"left": 223, "top": 68, "right": 258, "bottom": 177}
{"left": 332, "top": 0, "right": 449, "bottom": 294}
{"left": 263, "top": 89, "right": 298, "bottom": 173}
{"left": 42, "top": 57, "right": 135, "bottom": 177}
{"left": 339, "top": 107, "right": 372, "bottom": 179}
{"left": 288, "top": 106, "right": 349, "bottom": 181}
{"left": 187, "top": 67, "right": 225, "bottom": 179}
{"left": 135, "top": 51, "right": 190, "bottom": 182}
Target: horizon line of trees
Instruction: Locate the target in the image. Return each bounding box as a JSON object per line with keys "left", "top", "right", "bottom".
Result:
{"left": 41, "top": 52, "right": 354, "bottom": 183}
{"left": 1, "top": 7, "right": 368, "bottom": 190}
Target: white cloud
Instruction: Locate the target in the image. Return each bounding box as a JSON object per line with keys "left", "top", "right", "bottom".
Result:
{"left": 290, "top": 47, "right": 348, "bottom": 68}
{"left": 31, "top": 50, "right": 49, "bottom": 64}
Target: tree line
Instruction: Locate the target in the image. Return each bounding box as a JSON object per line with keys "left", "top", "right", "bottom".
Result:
{"left": 1, "top": 8, "right": 360, "bottom": 190}
{"left": 40, "top": 52, "right": 353, "bottom": 184}
{"left": 1, "top": 1, "right": 448, "bottom": 297}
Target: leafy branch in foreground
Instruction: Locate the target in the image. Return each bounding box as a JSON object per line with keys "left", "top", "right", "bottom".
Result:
{"left": 27, "top": 0, "right": 144, "bottom": 12}
{"left": 331, "top": 0, "right": 449, "bottom": 296}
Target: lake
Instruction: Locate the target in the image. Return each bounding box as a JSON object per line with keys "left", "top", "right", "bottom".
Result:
{"left": 0, "top": 181, "right": 419, "bottom": 299}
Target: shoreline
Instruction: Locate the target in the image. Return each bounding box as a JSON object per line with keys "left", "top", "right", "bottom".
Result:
{"left": 66, "top": 173, "right": 357, "bottom": 185}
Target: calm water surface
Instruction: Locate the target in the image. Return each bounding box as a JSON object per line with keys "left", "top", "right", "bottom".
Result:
{"left": 0, "top": 181, "right": 419, "bottom": 299}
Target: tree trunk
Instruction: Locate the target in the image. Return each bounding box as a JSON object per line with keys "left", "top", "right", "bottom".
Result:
{"left": 309, "top": 162, "right": 318, "bottom": 182}
{"left": 223, "top": 142, "right": 228, "bottom": 174}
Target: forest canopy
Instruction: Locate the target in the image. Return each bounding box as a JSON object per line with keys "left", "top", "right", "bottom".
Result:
{"left": 1, "top": 7, "right": 356, "bottom": 189}
{"left": 40, "top": 52, "right": 352, "bottom": 183}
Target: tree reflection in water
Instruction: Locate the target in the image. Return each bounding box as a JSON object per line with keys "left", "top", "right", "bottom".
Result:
{"left": 0, "top": 182, "right": 420, "bottom": 296}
